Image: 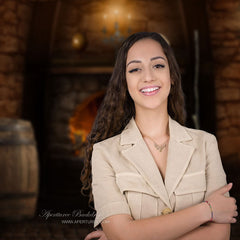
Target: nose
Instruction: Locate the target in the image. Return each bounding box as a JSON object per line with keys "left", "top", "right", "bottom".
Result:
{"left": 143, "top": 68, "right": 155, "bottom": 83}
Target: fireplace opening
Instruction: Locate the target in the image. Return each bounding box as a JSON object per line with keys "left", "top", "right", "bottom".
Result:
{"left": 69, "top": 91, "right": 105, "bottom": 156}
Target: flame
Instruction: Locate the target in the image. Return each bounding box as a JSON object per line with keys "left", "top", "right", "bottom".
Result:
{"left": 69, "top": 91, "right": 105, "bottom": 156}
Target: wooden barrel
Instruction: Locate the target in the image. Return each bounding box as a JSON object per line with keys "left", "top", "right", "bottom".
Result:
{"left": 0, "top": 118, "right": 39, "bottom": 220}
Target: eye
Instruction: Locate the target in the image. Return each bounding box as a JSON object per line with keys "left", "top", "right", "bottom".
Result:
{"left": 154, "top": 64, "right": 165, "bottom": 69}
{"left": 128, "top": 68, "right": 141, "bottom": 73}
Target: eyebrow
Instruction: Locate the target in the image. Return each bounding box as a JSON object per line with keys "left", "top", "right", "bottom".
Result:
{"left": 126, "top": 56, "right": 166, "bottom": 67}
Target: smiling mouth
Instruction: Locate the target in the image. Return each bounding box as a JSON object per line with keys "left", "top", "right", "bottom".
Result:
{"left": 140, "top": 86, "right": 160, "bottom": 93}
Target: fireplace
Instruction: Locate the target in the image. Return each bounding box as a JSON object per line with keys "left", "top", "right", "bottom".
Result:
{"left": 39, "top": 72, "right": 110, "bottom": 211}
{"left": 69, "top": 91, "right": 105, "bottom": 156}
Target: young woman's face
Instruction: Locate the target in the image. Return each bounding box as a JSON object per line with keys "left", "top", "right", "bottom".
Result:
{"left": 126, "top": 38, "right": 171, "bottom": 113}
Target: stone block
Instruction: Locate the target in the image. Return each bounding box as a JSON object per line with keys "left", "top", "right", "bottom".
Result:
{"left": 14, "top": 55, "right": 25, "bottom": 72}
{"left": 216, "top": 88, "right": 240, "bottom": 101}
{"left": 53, "top": 78, "right": 73, "bottom": 95}
{"left": 0, "top": 54, "right": 15, "bottom": 72}
{"left": 75, "top": 92, "right": 91, "bottom": 103}
{"left": 51, "top": 109, "right": 71, "bottom": 123}
{"left": 231, "top": 117, "right": 240, "bottom": 129}
{"left": 0, "top": 35, "right": 19, "bottom": 53}
{"left": 57, "top": 92, "right": 77, "bottom": 112}
{"left": 210, "top": 0, "right": 240, "bottom": 11}
{"left": 218, "top": 136, "right": 240, "bottom": 157}
{"left": 18, "top": 39, "right": 27, "bottom": 53}
{"left": 0, "top": 99, "right": 20, "bottom": 118}
{"left": 209, "top": 12, "right": 240, "bottom": 32}
{"left": 4, "top": 0, "right": 17, "bottom": 11}
{"left": 17, "top": 3, "right": 32, "bottom": 21}
{"left": 234, "top": 51, "right": 240, "bottom": 61}
{"left": 4, "top": 74, "right": 17, "bottom": 88}
{"left": 229, "top": 127, "right": 240, "bottom": 136}
{"left": 215, "top": 77, "right": 240, "bottom": 88}
{"left": 217, "top": 129, "right": 229, "bottom": 138}
{"left": 18, "top": 20, "right": 30, "bottom": 39}
{"left": 226, "top": 102, "right": 240, "bottom": 117}
{"left": 217, "top": 118, "right": 231, "bottom": 129}
{"left": 227, "top": 79, "right": 240, "bottom": 87}
{"left": 216, "top": 104, "right": 227, "bottom": 120}
{"left": 13, "top": 83, "right": 23, "bottom": 99}
{"left": 218, "top": 63, "right": 240, "bottom": 79}
{"left": 1, "top": 23, "right": 17, "bottom": 36}
{"left": 3, "top": 10, "right": 18, "bottom": 24}
{"left": 222, "top": 40, "right": 239, "bottom": 47}
{"left": 0, "top": 73, "right": 6, "bottom": 86}
{"left": 212, "top": 47, "right": 237, "bottom": 62}
{"left": 50, "top": 123, "right": 71, "bottom": 143}
{"left": 210, "top": 31, "right": 236, "bottom": 41}
{"left": 0, "top": 87, "right": 10, "bottom": 100}
{"left": 81, "top": 78, "right": 99, "bottom": 92}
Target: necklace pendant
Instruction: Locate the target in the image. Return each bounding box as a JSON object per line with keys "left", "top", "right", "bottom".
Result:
{"left": 154, "top": 142, "right": 166, "bottom": 152}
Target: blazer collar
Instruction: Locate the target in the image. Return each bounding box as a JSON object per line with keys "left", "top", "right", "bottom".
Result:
{"left": 120, "top": 116, "right": 192, "bottom": 144}
{"left": 120, "top": 118, "right": 142, "bottom": 145}
{"left": 120, "top": 117, "right": 195, "bottom": 208}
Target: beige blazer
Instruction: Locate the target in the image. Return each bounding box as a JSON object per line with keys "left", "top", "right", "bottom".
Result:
{"left": 92, "top": 117, "right": 228, "bottom": 227}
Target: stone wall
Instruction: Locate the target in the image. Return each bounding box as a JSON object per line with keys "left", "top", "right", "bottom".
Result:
{"left": 0, "top": 0, "right": 32, "bottom": 118}
{"left": 207, "top": 0, "right": 240, "bottom": 160}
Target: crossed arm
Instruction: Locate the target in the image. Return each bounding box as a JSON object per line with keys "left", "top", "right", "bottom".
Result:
{"left": 85, "top": 222, "right": 230, "bottom": 240}
{"left": 85, "top": 184, "right": 236, "bottom": 240}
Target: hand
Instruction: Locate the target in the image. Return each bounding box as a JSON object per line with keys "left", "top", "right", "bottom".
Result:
{"left": 206, "top": 183, "right": 238, "bottom": 223}
{"left": 84, "top": 230, "right": 108, "bottom": 240}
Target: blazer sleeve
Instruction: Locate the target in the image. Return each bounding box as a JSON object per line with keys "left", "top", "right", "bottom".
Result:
{"left": 91, "top": 144, "right": 131, "bottom": 228}
{"left": 204, "top": 134, "right": 229, "bottom": 199}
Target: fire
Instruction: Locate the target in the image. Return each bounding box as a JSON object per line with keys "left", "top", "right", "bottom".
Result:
{"left": 69, "top": 91, "right": 105, "bottom": 156}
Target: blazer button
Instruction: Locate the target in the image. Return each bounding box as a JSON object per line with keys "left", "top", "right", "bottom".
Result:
{"left": 161, "top": 207, "right": 172, "bottom": 215}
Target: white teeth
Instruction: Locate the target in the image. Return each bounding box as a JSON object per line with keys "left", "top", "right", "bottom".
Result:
{"left": 141, "top": 87, "right": 159, "bottom": 93}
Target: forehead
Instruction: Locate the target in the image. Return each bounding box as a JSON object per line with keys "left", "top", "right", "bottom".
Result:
{"left": 127, "top": 38, "right": 165, "bottom": 61}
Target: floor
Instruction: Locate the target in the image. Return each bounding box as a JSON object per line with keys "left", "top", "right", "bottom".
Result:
{"left": 0, "top": 217, "right": 240, "bottom": 240}
{"left": 0, "top": 218, "right": 94, "bottom": 240}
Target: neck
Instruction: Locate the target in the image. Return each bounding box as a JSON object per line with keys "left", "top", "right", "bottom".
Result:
{"left": 135, "top": 108, "right": 169, "bottom": 139}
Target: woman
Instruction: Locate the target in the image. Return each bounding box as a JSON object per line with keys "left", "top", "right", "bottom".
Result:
{"left": 82, "top": 32, "right": 237, "bottom": 240}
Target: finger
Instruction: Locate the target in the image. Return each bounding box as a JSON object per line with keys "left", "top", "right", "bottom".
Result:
{"left": 230, "top": 217, "right": 237, "bottom": 224}
{"left": 233, "top": 211, "right": 238, "bottom": 217}
{"left": 100, "top": 235, "right": 108, "bottom": 240}
{"left": 217, "top": 183, "right": 233, "bottom": 194}
{"left": 84, "top": 231, "right": 102, "bottom": 240}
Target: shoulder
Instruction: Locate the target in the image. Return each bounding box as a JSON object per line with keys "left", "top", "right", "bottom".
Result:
{"left": 184, "top": 125, "right": 217, "bottom": 143}
{"left": 93, "top": 118, "right": 139, "bottom": 152}
{"left": 93, "top": 133, "right": 121, "bottom": 153}
{"left": 170, "top": 118, "right": 217, "bottom": 144}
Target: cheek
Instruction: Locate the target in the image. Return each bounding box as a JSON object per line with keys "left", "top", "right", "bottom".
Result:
{"left": 126, "top": 76, "right": 137, "bottom": 97}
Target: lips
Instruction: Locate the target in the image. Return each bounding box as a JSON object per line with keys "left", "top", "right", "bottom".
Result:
{"left": 140, "top": 86, "right": 160, "bottom": 96}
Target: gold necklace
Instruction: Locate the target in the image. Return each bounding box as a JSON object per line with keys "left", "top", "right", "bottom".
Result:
{"left": 144, "top": 135, "right": 169, "bottom": 152}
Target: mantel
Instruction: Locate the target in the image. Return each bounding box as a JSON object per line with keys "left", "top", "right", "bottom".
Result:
{"left": 50, "top": 66, "right": 114, "bottom": 75}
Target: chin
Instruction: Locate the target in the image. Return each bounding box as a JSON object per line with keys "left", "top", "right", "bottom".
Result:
{"left": 138, "top": 104, "right": 166, "bottom": 112}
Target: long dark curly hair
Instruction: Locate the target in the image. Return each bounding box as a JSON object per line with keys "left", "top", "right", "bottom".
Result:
{"left": 81, "top": 32, "right": 186, "bottom": 203}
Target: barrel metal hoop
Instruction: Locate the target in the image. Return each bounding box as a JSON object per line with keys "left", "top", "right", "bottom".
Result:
{"left": 0, "top": 193, "right": 38, "bottom": 199}
{"left": 0, "top": 139, "right": 36, "bottom": 145}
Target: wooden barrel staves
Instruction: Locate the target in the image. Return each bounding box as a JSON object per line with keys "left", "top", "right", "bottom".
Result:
{"left": 0, "top": 118, "right": 39, "bottom": 220}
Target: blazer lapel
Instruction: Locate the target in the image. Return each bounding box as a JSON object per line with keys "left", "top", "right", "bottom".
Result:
{"left": 164, "top": 118, "right": 195, "bottom": 198}
{"left": 120, "top": 118, "right": 171, "bottom": 208}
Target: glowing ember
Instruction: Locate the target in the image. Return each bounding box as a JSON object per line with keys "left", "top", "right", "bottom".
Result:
{"left": 69, "top": 91, "right": 105, "bottom": 155}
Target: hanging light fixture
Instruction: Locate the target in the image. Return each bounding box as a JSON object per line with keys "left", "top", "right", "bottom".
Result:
{"left": 72, "top": 33, "right": 85, "bottom": 50}
{"left": 101, "top": 6, "right": 132, "bottom": 44}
